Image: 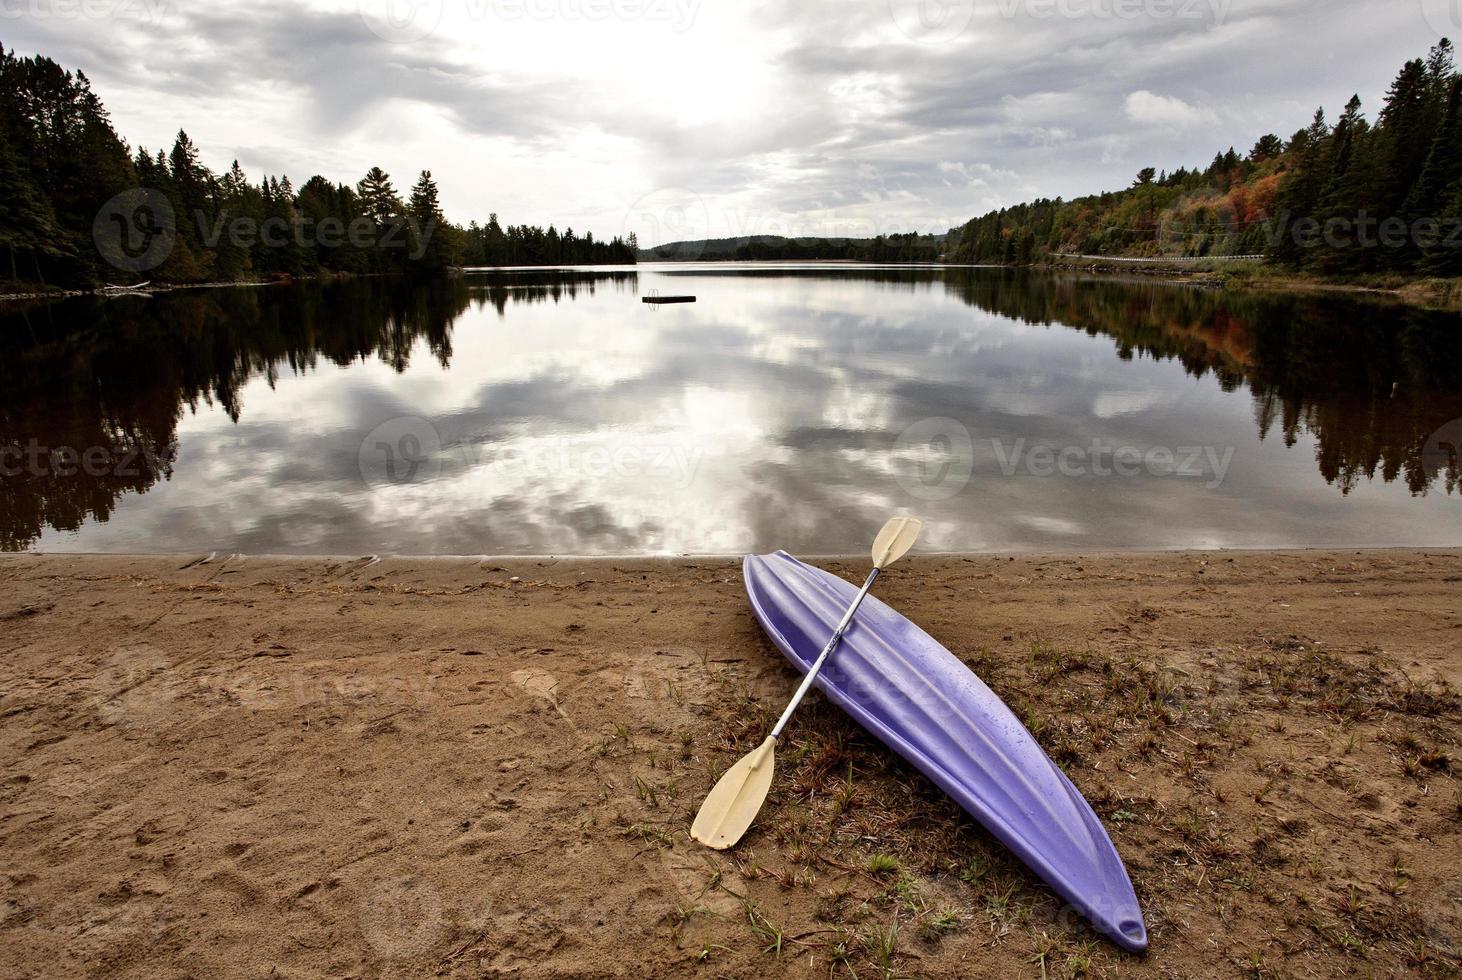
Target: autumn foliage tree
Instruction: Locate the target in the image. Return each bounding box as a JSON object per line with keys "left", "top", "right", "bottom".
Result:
{"left": 950, "top": 40, "right": 1462, "bottom": 278}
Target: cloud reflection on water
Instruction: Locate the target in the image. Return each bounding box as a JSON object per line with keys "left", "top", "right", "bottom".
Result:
{"left": 3, "top": 266, "right": 1460, "bottom": 555}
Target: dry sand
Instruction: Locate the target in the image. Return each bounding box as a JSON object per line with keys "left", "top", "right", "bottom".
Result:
{"left": 1, "top": 550, "right": 1459, "bottom": 978}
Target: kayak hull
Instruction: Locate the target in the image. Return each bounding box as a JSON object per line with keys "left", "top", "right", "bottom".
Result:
{"left": 743, "top": 551, "right": 1147, "bottom": 952}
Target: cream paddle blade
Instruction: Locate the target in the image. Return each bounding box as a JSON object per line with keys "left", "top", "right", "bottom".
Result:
{"left": 871, "top": 516, "right": 923, "bottom": 569}
{"left": 690, "top": 736, "right": 776, "bottom": 849}
{"left": 691, "top": 517, "right": 923, "bottom": 850}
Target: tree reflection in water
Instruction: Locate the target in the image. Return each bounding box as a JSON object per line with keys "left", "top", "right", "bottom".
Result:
{"left": 0, "top": 268, "right": 1457, "bottom": 552}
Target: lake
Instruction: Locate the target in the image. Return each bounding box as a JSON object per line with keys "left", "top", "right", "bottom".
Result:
{"left": 3, "top": 264, "right": 1460, "bottom": 555}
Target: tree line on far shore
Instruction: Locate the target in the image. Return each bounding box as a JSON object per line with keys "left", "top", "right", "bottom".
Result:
{"left": 639, "top": 233, "right": 945, "bottom": 262}
{"left": 460, "top": 219, "right": 636, "bottom": 267}
{"left": 0, "top": 44, "right": 634, "bottom": 290}
{"left": 948, "top": 40, "right": 1462, "bottom": 278}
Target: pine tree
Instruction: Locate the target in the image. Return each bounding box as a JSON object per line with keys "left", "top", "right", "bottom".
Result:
{"left": 0, "top": 111, "right": 67, "bottom": 284}
{"left": 1379, "top": 59, "right": 1433, "bottom": 215}
{"left": 1310, "top": 97, "right": 1380, "bottom": 275}
{"left": 211, "top": 160, "right": 256, "bottom": 280}
{"left": 357, "top": 167, "right": 402, "bottom": 226}
{"left": 407, "top": 170, "right": 447, "bottom": 271}
{"left": 1250, "top": 134, "right": 1283, "bottom": 161}
{"left": 356, "top": 166, "right": 405, "bottom": 272}
{"left": 1406, "top": 77, "right": 1462, "bottom": 270}
{"left": 1268, "top": 109, "right": 1331, "bottom": 267}
{"left": 1426, "top": 178, "right": 1462, "bottom": 277}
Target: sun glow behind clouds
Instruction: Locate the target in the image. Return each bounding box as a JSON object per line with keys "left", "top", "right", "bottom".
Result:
{"left": 417, "top": 0, "right": 779, "bottom": 125}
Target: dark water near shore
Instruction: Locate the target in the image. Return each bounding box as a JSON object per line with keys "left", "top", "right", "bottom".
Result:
{"left": 3, "top": 264, "right": 1460, "bottom": 555}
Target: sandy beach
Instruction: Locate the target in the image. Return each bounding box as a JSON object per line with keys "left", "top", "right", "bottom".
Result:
{"left": 1, "top": 550, "right": 1458, "bottom": 978}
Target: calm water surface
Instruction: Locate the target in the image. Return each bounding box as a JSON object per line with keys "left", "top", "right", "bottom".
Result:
{"left": 4, "top": 264, "right": 1460, "bottom": 554}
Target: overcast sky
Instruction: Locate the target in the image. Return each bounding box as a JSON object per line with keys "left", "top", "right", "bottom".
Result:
{"left": 3, "top": 0, "right": 1453, "bottom": 244}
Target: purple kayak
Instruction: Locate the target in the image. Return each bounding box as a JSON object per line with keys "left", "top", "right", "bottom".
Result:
{"left": 744, "top": 551, "right": 1147, "bottom": 953}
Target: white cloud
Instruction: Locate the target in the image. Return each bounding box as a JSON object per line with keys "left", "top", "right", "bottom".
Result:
{"left": 0, "top": 0, "right": 1445, "bottom": 243}
{"left": 1124, "top": 90, "right": 1219, "bottom": 129}
{"left": 1001, "top": 91, "right": 1083, "bottom": 125}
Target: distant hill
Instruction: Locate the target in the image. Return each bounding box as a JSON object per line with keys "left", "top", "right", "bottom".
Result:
{"left": 637, "top": 233, "right": 950, "bottom": 263}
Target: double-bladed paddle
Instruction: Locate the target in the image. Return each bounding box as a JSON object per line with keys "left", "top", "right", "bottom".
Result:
{"left": 691, "top": 516, "right": 924, "bottom": 849}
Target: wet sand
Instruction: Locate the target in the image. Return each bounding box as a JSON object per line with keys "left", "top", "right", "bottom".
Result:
{"left": 1, "top": 550, "right": 1458, "bottom": 978}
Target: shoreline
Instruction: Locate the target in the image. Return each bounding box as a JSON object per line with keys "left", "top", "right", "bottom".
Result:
{"left": 1, "top": 549, "right": 1457, "bottom": 976}
{"left": 0, "top": 278, "right": 287, "bottom": 304}
{"left": 1040, "top": 257, "right": 1462, "bottom": 310}
{"left": 6, "top": 262, "right": 1462, "bottom": 311}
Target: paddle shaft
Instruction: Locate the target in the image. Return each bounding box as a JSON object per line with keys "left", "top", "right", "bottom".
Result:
{"left": 769, "top": 567, "right": 880, "bottom": 739}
